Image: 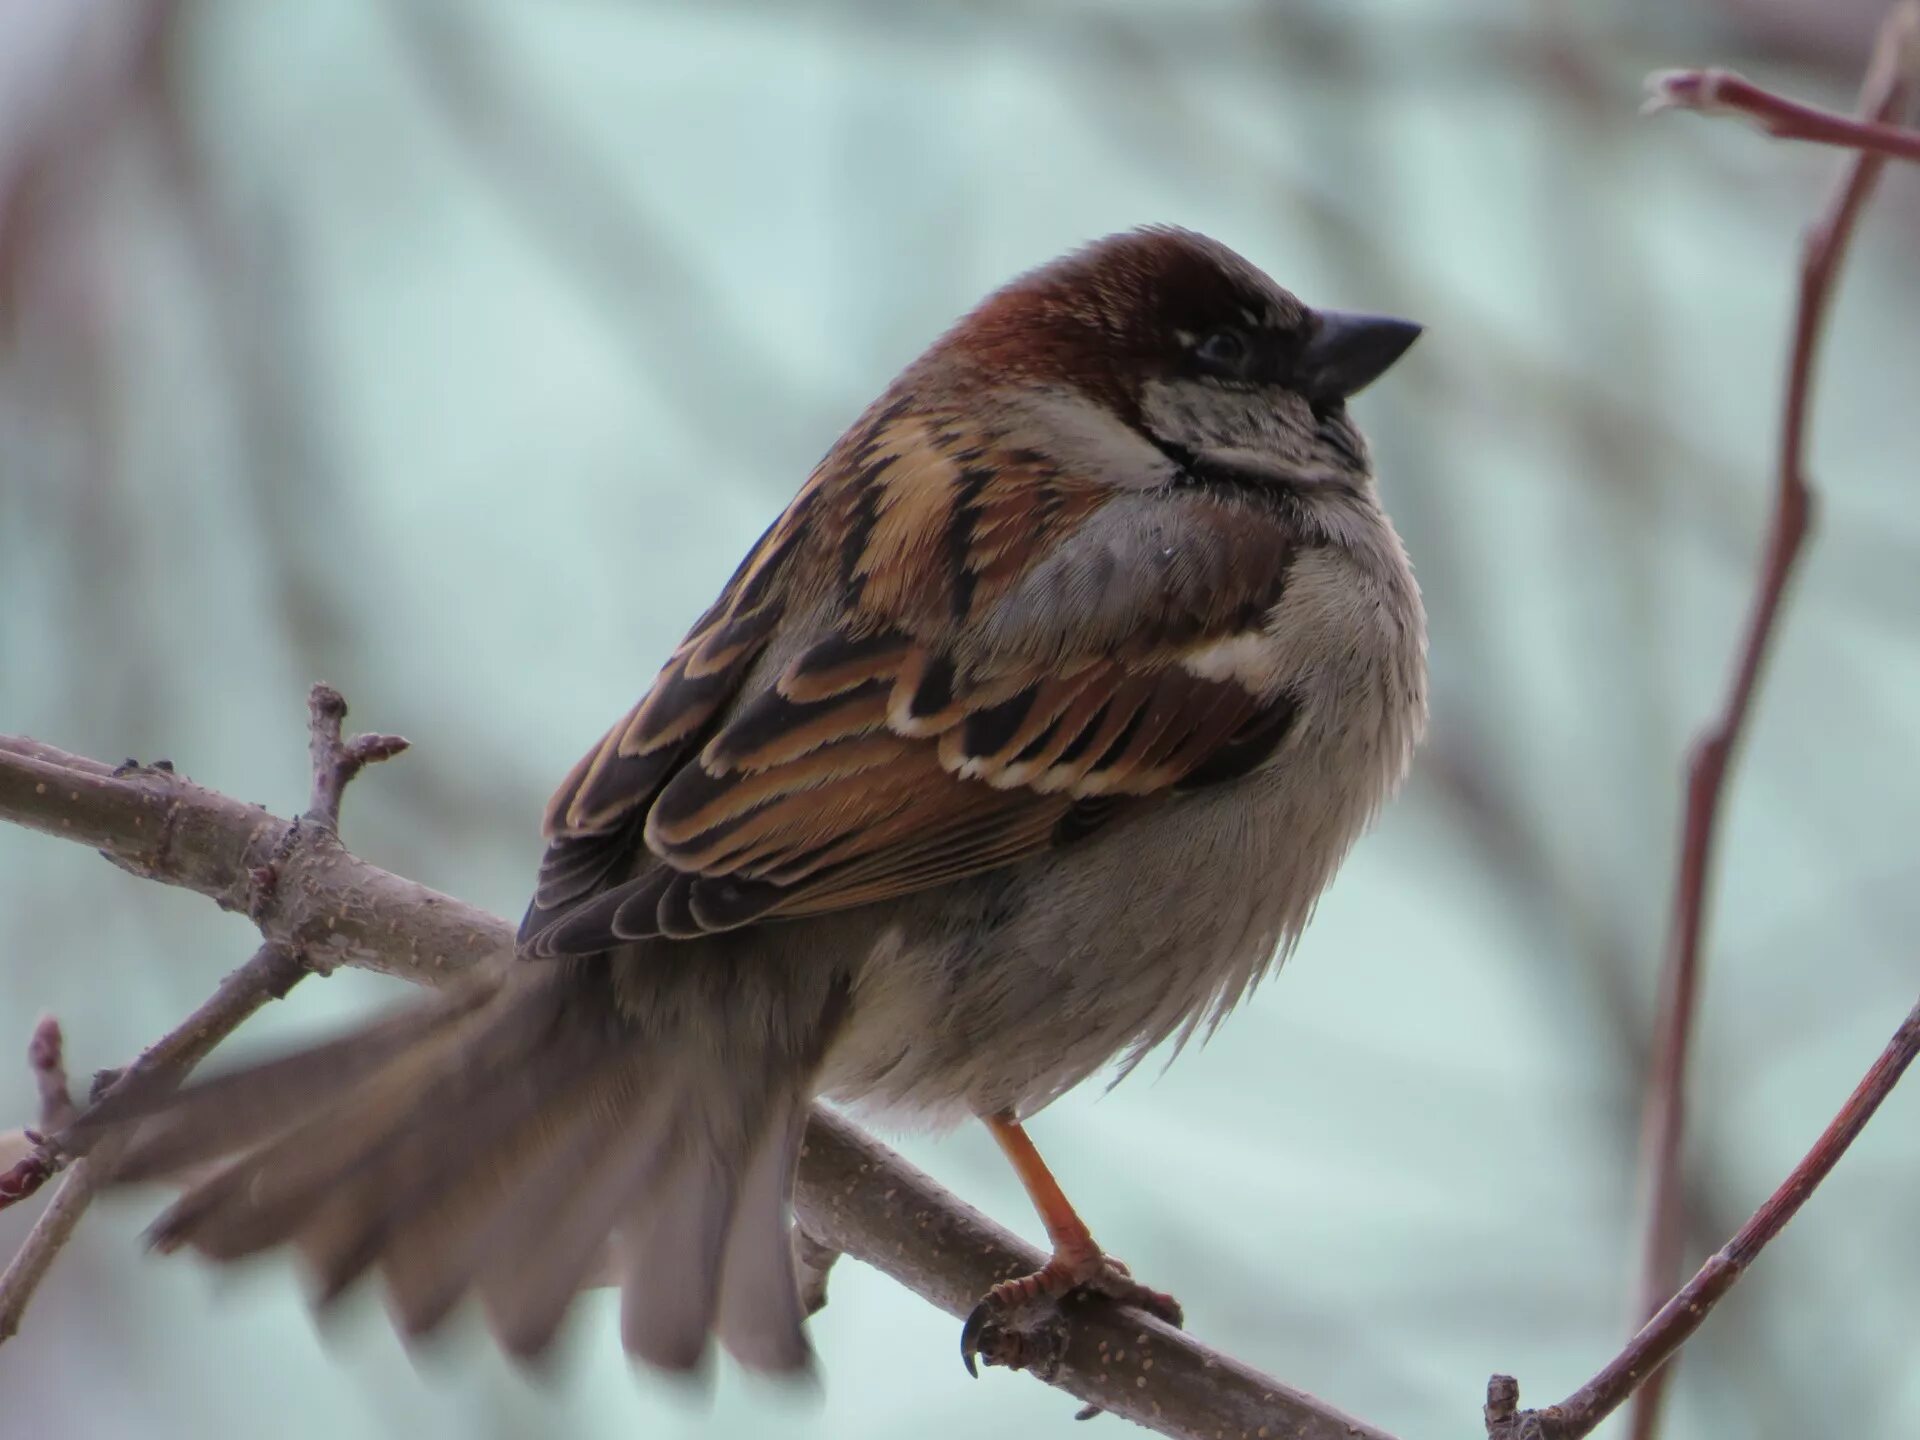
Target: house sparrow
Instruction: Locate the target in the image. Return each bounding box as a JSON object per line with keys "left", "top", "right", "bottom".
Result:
{"left": 71, "top": 226, "right": 1426, "bottom": 1379}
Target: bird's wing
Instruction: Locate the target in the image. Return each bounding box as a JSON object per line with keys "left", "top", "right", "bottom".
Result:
{"left": 518, "top": 399, "right": 1302, "bottom": 955}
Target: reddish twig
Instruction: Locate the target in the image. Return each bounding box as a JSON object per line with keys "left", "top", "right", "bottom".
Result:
{"left": 1626, "top": 9, "right": 1920, "bottom": 1437}
{"left": 25, "top": 1017, "right": 76, "bottom": 1136}
{"left": 1646, "top": 65, "right": 1920, "bottom": 165}
{"left": 0, "top": 1019, "right": 79, "bottom": 1214}
{"left": 0, "top": 1143, "right": 54, "bottom": 1212}
{"left": 1486, "top": 991, "right": 1920, "bottom": 1439}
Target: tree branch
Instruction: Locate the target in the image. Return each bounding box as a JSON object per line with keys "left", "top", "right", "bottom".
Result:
{"left": 0, "top": 720, "right": 1399, "bottom": 1440}
{"left": 0, "top": 684, "right": 405, "bottom": 1343}
{"left": 0, "top": 736, "right": 500, "bottom": 988}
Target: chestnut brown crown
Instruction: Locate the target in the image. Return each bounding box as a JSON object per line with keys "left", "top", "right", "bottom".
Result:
{"left": 937, "top": 226, "right": 1421, "bottom": 432}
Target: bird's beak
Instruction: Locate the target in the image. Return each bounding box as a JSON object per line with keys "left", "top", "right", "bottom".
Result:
{"left": 1299, "top": 310, "right": 1422, "bottom": 402}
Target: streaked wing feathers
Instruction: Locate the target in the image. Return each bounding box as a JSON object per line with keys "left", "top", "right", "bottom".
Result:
{"left": 520, "top": 395, "right": 1300, "bottom": 958}
{"left": 520, "top": 492, "right": 810, "bottom": 937}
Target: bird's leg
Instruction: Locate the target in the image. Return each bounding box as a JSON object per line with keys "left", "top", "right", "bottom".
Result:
{"left": 959, "top": 1112, "right": 1182, "bottom": 1377}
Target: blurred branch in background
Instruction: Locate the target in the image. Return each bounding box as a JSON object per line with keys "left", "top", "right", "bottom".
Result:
{"left": 382, "top": 0, "right": 834, "bottom": 468}
{"left": 0, "top": 0, "right": 182, "bottom": 746}
{"left": 138, "top": 18, "right": 363, "bottom": 694}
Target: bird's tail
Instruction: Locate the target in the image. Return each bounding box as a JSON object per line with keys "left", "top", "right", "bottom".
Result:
{"left": 63, "top": 961, "right": 827, "bottom": 1373}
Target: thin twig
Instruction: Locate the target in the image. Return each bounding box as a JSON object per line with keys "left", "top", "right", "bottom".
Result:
{"left": 1625, "top": 9, "right": 1920, "bottom": 1437}
{"left": 0, "top": 1162, "right": 96, "bottom": 1345}
{"left": 0, "top": 1019, "right": 79, "bottom": 1216}
{"left": 0, "top": 942, "right": 304, "bottom": 1342}
{"left": 26, "top": 1017, "right": 77, "bottom": 1135}
{"left": 304, "top": 682, "right": 408, "bottom": 832}
{"left": 1646, "top": 65, "right": 1920, "bottom": 163}
{"left": 1486, "top": 991, "right": 1920, "bottom": 1440}
{"left": 0, "top": 730, "right": 1398, "bottom": 1440}
{"left": 0, "top": 1136, "right": 55, "bottom": 1212}
{"left": 95, "top": 943, "right": 312, "bottom": 1099}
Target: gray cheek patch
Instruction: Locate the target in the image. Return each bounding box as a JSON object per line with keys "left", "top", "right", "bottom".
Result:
{"left": 993, "top": 386, "right": 1178, "bottom": 492}
{"left": 1140, "top": 379, "right": 1319, "bottom": 467}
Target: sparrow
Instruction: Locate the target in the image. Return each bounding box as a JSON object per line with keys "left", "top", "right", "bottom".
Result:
{"left": 69, "top": 226, "right": 1427, "bottom": 1380}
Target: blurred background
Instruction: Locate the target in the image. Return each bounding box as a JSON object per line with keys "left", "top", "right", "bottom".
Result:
{"left": 3, "top": 1, "right": 1918, "bottom": 1436}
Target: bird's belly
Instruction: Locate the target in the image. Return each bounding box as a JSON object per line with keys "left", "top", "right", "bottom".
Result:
{"left": 818, "top": 752, "right": 1370, "bottom": 1124}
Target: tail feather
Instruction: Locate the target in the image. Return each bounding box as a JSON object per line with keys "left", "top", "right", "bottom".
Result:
{"left": 145, "top": 976, "right": 579, "bottom": 1263}
{"left": 475, "top": 1069, "right": 676, "bottom": 1359}
{"left": 72, "top": 983, "right": 490, "bottom": 1183}
{"left": 715, "top": 1092, "right": 813, "bottom": 1373}
{"left": 618, "top": 1149, "right": 737, "bottom": 1371}
{"left": 147, "top": 1042, "right": 450, "bottom": 1262}
{"left": 301, "top": 1028, "right": 622, "bottom": 1308}
{"left": 67, "top": 962, "right": 828, "bottom": 1375}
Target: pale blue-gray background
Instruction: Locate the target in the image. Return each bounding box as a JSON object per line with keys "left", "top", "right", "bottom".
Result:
{"left": 3, "top": 2, "right": 1918, "bottom": 1437}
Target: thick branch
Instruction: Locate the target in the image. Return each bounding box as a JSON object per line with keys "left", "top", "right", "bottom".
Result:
{"left": 0, "top": 736, "right": 503, "bottom": 987}
{"left": 0, "top": 730, "right": 1397, "bottom": 1440}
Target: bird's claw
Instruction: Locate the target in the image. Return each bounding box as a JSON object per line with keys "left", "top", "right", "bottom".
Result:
{"left": 959, "top": 1291, "right": 1069, "bottom": 1379}
{"left": 958, "top": 1254, "right": 1183, "bottom": 1379}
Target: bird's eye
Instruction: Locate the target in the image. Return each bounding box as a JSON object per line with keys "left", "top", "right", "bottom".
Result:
{"left": 1193, "top": 327, "right": 1250, "bottom": 375}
